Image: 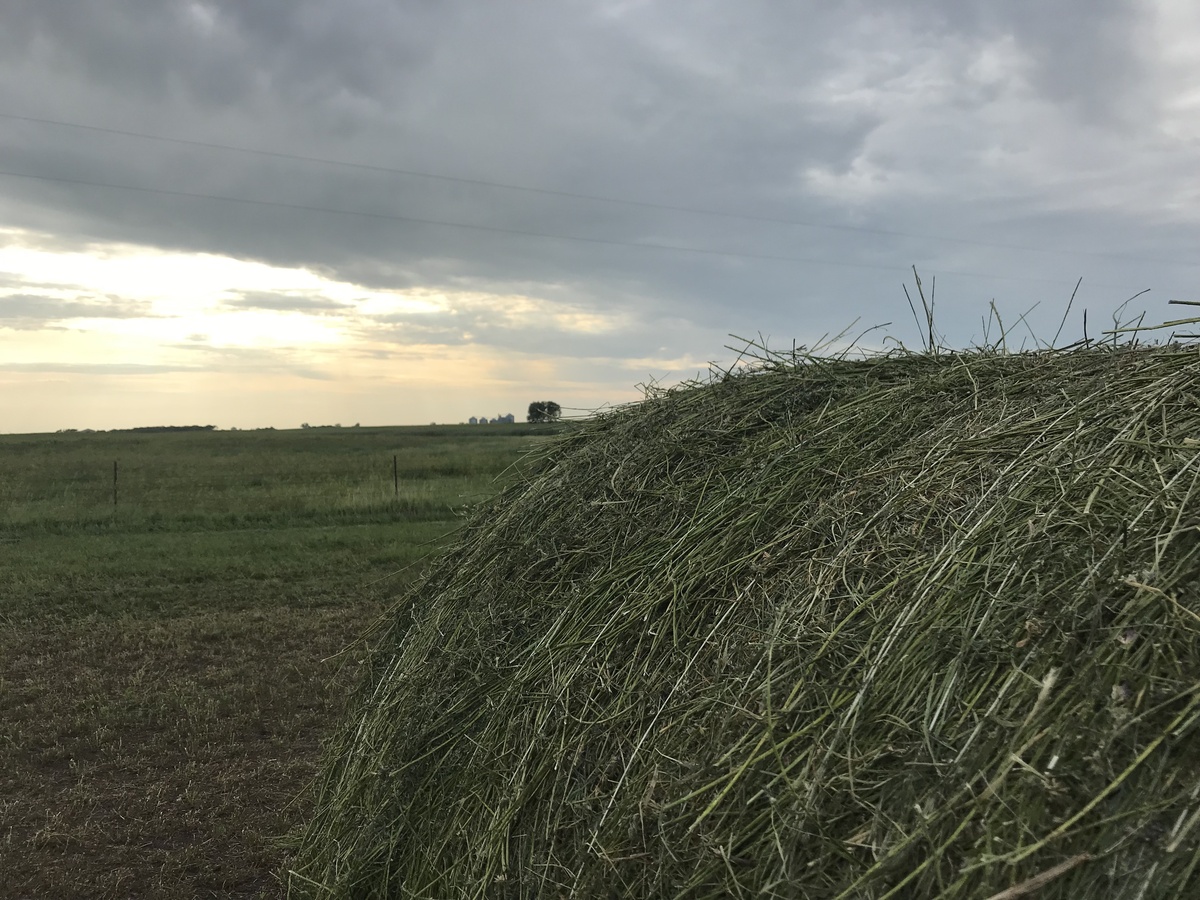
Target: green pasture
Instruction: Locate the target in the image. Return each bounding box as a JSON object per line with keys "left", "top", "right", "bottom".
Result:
{"left": 0, "top": 422, "right": 562, "bottom": 899}
{"left": 0, "top": 424, "right": 555, "bottom": 621}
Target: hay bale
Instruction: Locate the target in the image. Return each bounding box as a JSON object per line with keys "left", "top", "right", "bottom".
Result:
{"left": 290, "top": 344, "right": 1200, "bottom": 898}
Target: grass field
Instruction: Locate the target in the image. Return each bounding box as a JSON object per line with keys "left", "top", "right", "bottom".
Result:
{"left": 0, "top": 423, "right": 559, "bottom": 898}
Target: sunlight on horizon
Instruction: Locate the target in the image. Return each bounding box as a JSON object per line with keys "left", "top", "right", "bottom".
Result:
{"left": 0, "top": 229, "right": 658, "bottom": 433}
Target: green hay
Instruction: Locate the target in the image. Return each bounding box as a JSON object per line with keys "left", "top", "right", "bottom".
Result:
{"left": 289, "top": 341, "right": 1200, "bottom": 898}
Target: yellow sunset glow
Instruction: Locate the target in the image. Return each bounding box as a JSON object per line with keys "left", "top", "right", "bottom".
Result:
{"left": 0, "top": 228, "right": 652, "bottom": 432}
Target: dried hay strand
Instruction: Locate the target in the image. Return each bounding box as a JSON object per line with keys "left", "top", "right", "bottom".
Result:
{"left": 289, "top": 341, "right": 1200, "bottom": 898}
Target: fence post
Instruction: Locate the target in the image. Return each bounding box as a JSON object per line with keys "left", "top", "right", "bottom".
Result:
{"left": 393, "top": 454, "right": 399, "bottom": 497}
{"left": 113, "top": 460, "right": 118, "bottom": 508}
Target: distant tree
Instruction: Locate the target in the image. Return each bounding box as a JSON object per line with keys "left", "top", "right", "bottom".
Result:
{"left": 121, "top": 424, "right": 216, "bottom": 433}
{"left": 527, "top": 401, "right": 562, "bottom": 423}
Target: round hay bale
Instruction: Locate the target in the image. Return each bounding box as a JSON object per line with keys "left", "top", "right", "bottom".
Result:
{"left": 290, "top": 345, "right": 1200, "bottom": 898}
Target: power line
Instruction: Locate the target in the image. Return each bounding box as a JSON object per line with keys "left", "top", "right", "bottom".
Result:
{"left": 0, "top": 166, "right": 1120, "bottom": 288}
{"left": 0, "top": 156, "right": 1176, "bottom": 296}
{"left": 0, "top": 167, "right": 895, "bottom": 270}
{"left": 4, "top": 111, "right": 1197, "bottom": 270}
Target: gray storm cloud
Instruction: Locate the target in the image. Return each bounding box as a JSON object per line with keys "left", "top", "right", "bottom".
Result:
{"left": 0, "top": 0, "right": 1197, "bottom": 356}
{"left": 220, "top": 291, "right": 353, "bottom": 312}
{"left": 0, "top": 292, "right": 157, "bottom": 327}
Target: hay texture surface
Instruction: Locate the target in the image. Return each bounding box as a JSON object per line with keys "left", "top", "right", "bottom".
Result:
{"left": 292, "top": 345, "right": 1200, "bottom": 898}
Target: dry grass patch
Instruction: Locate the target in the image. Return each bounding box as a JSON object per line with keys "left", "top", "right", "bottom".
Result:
{"left": 1, "top": 603, "right": 383, "bottom": 899}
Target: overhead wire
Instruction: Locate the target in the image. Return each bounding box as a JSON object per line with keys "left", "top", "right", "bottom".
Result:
{"left": 0, "top": 167, "right": 1143, "bottom": 288}
{"left": 3, "top": 111, "right": 1197, "bottom": 271}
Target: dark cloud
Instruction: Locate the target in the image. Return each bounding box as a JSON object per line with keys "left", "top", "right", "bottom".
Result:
{"left": 0, "top": 0, "right": 1196, "bottom": 362}
{"left": 906, "top": 0, "right": 1151, "bottom": 126}
{"left": 220, "top": 290, "right": 352, "bottom": 312}
{"left": 0, "top": 271, "right": 86, "bottom": 292}
{"left": 0, "top": 293, "right": 157, "bottom": 328}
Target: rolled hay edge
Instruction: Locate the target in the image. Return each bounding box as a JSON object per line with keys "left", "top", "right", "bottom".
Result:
{"left": 289, "top": 343, "right": 1200, "bottom": 899}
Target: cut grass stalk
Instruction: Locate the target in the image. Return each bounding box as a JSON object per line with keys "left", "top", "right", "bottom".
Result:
{"left": 291, "top": 342, "right": 1200, "bottom": 898}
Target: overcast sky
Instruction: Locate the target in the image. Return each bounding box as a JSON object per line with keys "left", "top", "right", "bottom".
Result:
{"left": 1, "top": 0, "right": 1198, "bottom": 431}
